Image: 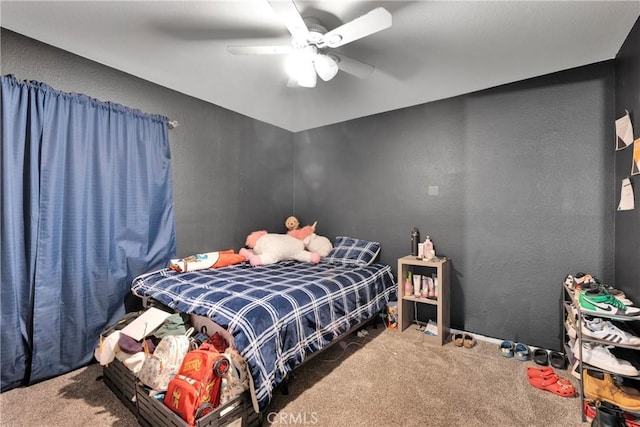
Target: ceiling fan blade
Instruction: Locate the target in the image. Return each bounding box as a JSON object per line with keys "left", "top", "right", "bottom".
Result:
{"left": 321, "top": 7, "right": 392, "bottom": 48}
{"left": 268, "top": 0, "right": 309, "bottom": 41}
{"left": 227, "top": 45, "right": 293, "bottom": 55}
{"left": 330, "top": 53, "right": 375, "bottom": 79}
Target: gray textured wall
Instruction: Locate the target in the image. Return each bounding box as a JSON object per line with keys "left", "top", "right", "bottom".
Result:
{"left": 615, "top": 17, "right": 640, "bottom": 305}
{"left": 1, "top": 29, "right": 294, "bottom": 257}
{"left": 2, "top": 28, "right": 625, "bottom": 351}
{"left": 293, "top": 63, "right": 616, "bottom": 350}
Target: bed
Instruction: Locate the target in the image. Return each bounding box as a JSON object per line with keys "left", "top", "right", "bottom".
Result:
{"left": 130, "top": 236, "right": 396, "bottom": 414}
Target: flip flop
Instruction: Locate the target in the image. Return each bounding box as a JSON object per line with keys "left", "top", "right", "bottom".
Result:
{"left": 528, "top": 375, "right": 576, "bottom": 397}
{"left": 453, "top": 333, "right": 464, "bottom": 347}
{"left": 533, "top": 348, "right": 549, "bottom": 366}
{"left": 550, "top": 351, "right": 567, "bottom": 370}
{"left": 527, "top": 367, "right": 554, "bottom": 378}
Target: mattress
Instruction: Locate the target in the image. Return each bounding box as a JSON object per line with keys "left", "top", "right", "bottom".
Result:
{"left": 131, "top": 260, "right": 396, "bottom": 412}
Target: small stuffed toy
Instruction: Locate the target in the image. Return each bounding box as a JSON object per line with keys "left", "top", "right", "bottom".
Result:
{"left": 285, "top": 216, "right": 300, "bottom": 231}
{"left": 303, "top": 233, "right": 333, "bottom": 258}
{"left": 239, "top": 230, "right": 321, "bottom": 266}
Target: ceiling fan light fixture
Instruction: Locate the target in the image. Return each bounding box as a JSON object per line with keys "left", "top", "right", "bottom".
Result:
{"left": 284, "top": 50, "right": 304, "bottom": 77}
{"left": 314, "top": 53, "right": 339, "bottom": 82}
{"left": 285, "top": 47, "right": 318, "bottom": 88}
{"left": 227, "top": 4, "right": 392, "bottom": 88}
{"left": 297, "top": 60, "right": 317, "bottom": 87}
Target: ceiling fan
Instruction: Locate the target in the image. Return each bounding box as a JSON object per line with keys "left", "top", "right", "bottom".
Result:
{"left": 227, "top": 1, "right": 392, "bottom": 88}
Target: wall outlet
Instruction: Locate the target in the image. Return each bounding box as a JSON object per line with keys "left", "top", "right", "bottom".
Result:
{"left": 428, "top": 185, "right": 439, "bottom": 196}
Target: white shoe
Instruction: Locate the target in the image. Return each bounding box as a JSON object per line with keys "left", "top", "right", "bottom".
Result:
{"left": 579, "top": 343, "right": 639, "bottom": 376}
{"left": 582, "top": 318, "right": 640, "bottom": 346}
{"left": 565, "top": 320, "right": 577, "bottom": 339}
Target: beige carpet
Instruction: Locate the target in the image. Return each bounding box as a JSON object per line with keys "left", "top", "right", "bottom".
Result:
{"left": 0, "top": 326, "right": 587, "bottom": 427}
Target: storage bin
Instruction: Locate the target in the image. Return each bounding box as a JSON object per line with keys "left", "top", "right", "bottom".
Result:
{"left": 136, "top": 383, "right": 260, "bottom": 427}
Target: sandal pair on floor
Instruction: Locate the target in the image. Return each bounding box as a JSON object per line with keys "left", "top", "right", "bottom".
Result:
{"left": 533, "top": 348, "right": 567, "bottom": 369}
{"left": 527, "top": 367, "right": 576, "bottom": 397}
{"left": 453, "top": 332, "right": 476, "bottom": 348}
{"left": 500, "top": 340, "right": 530, "bottom": 360}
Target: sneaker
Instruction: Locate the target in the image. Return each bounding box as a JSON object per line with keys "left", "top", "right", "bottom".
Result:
{"left": 583, "top": 400, "right": 596, "bottom": 422}
{"left": 579, "top": 343, "right": 639, "bottom": 376}
{"left": 582, "top": 317, "right": 640, "bottom": 346}
{"left": 627, "top": 414, "right": 640, "bottom": 427}
{"left": 575, "top": 272, "right": 595, "bottom": 286}
{"left": 602, "top": 285, "right": 627, "bottom": 300}
{"left": 588, "top": 283, "right": 634, "bottom": 306}
{"left": 564, "top": 274, "right": 578, "bottom": 290}
{"left": 578, "top": 289, "right": 640, "bottom": 317}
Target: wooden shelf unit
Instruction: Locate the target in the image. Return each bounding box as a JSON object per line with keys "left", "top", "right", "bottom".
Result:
{"left": 397, "top": 256, "right": 450, "bottom": 345}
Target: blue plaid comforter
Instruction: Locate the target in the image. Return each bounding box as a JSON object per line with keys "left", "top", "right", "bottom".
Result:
{"left": 131, "top": 260, "right": 396, "bottom": 412}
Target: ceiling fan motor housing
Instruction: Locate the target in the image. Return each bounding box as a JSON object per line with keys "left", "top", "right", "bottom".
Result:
{"left": 291, "top": 17, "right": 327, "bottom": 48}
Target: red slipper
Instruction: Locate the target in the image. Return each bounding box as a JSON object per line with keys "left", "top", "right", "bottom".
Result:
{"left": 527, "top": 367, "right": 554, "bottom": 378}
{"left": 528, "top": 375, "right": 576, "bottom": 397}
{"left": 528, "top": 372, "right": 573, "bottom": 387}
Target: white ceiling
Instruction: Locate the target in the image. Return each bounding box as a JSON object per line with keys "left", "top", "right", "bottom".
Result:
{"left": 2, "top": 1, "right": 639, "bottom": 132}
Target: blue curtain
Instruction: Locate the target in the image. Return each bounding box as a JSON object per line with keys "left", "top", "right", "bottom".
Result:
{"left": 1, "top": 75, "right": 176, "bottom": 391}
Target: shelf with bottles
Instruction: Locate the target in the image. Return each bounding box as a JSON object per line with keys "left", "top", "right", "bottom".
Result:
{"left": 401, "top": 268, "right": 440, "bottom": 302}
{"left": 397, "top": 256, "right": 450, "bottom": 345}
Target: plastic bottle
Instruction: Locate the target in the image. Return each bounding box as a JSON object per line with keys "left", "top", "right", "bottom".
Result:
{"left": 432, "top": 274, "right": 439, "bottom": 299}
{"left": 421, "top": 276, "right": 429, "bottom": 299}
{"left": 424, "top": 236, "right": 435, "bottom": 260}
{"left": 424, "top": 236, "right": 433, "bottom": 252}
{"left": 427, "top": 276, "right": 436, "bottom": 299}
{"left": 404, "top": 271, "right": 413, "bottom": 297}
{"left": 411, "top": 228, "right": 420, "bottom": 256}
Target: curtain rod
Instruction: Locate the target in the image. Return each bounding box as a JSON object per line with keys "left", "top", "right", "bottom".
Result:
{"left": 5, "top": 76, "right": 181, "bottom": 130}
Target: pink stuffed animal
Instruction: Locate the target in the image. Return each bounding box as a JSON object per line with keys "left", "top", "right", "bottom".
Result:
{"left": 288, "top": 221, "right": 317, "bottom": 240}
{"left": 239, "top": 230, "right": 321, "bottom": 267}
